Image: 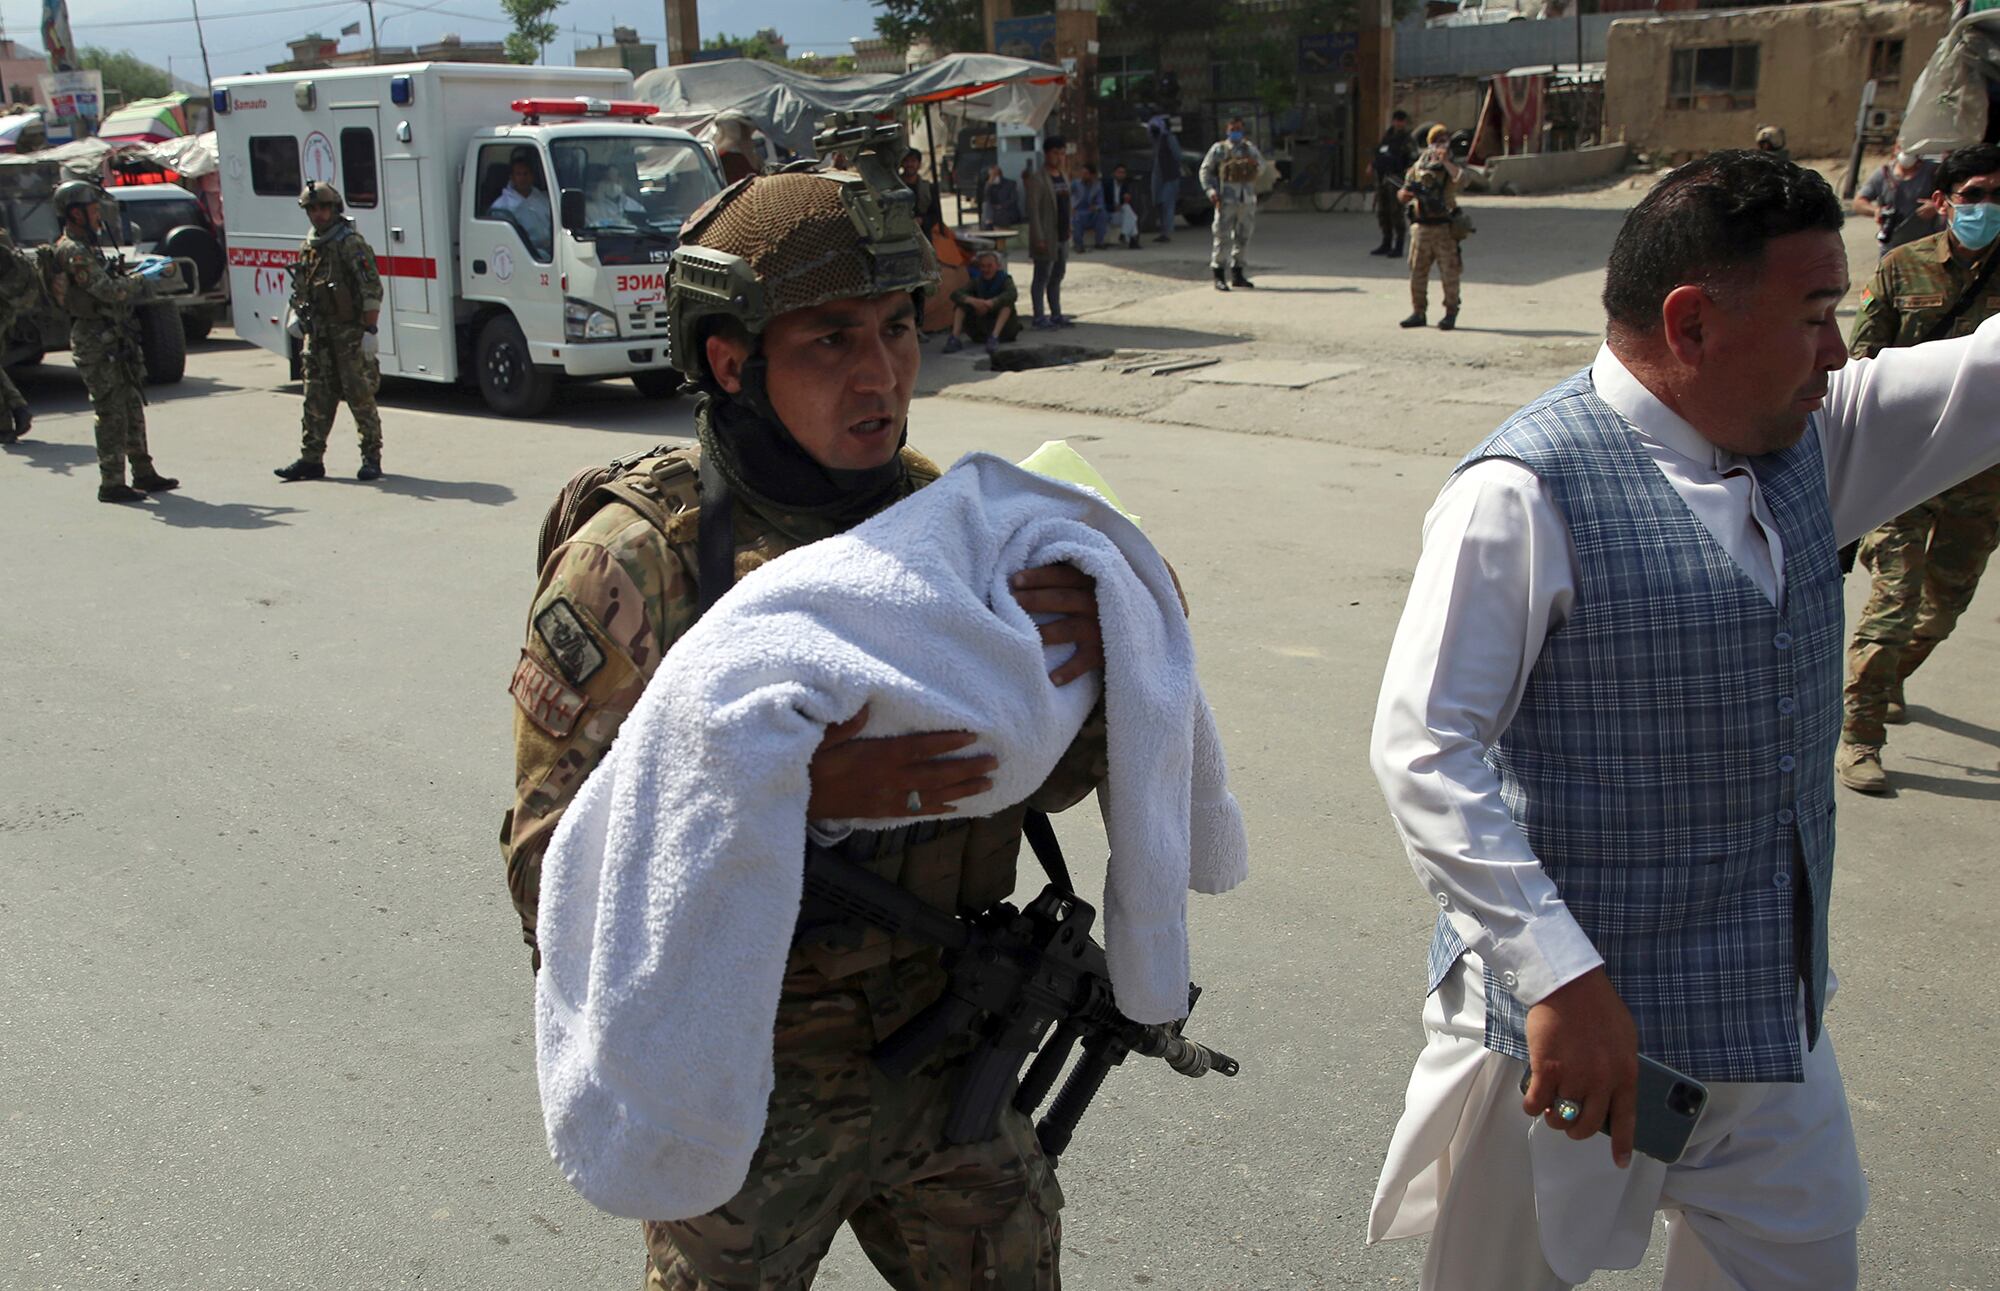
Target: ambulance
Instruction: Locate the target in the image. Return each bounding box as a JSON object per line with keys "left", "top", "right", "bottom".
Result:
{"left": 213, "top": 63, "right": 724, "bottom": 416}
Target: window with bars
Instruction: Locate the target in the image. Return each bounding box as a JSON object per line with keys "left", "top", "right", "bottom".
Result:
{"left": 1667, "top": 44, "right": 1760, "bottom": 112}
{"left": 1869, "top": 38, "right": 1905, "bottom": 89}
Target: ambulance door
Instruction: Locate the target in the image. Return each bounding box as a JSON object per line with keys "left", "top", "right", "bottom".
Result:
{"left": 462, "top": 140, "right": 555, "bottom": 340}
{"left": 328, "top": 106, "right": 396, "bottom": 360}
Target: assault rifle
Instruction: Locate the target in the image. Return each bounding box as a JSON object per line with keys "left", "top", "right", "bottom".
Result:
{"left": 801, "top": 823, "right": 1239, "bottom": 1165}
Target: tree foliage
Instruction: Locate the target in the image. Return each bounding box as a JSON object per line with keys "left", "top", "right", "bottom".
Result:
{"left": 704, "top": 30, "right": 781, "bottom": 61}
{"left": 872, "top": 0, "right": 984, "bottom": 54}
{"left": 500, "top": 0, "right": 564, "bottom": 64}
{"left": 79, "top": 46, "right": 172, "bottom": 104}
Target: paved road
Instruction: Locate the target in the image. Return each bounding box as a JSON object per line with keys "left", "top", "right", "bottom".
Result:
{"left": 4, "top": 197, "right": 1997, "bottom": 1290}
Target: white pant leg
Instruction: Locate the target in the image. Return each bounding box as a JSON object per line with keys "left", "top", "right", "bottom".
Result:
{"left": 1659, "top": 1214, "right": 1857, "bottom": 1291}
{"left": 1209, "top": 205, "right": 1230, "bottom": 269}
{"left": 1231, "top": 201, "right": 1255, "bottom": 267}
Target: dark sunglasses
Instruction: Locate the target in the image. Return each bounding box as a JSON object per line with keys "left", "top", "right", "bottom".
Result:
{"left": 1952, "top": 186, "right": 2000, "bottom": 205}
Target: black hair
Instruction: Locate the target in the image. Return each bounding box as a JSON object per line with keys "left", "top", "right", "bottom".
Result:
{"left": 1082, "top": 163, "right": 1098, "bottom": 175}
{"left": 510, "top": 147, "right": 535, "bottom": 167}
{"left": 1936, "top": 144, "right": 2000, "bottom": 197}
{"left": 1044, "top": 135, "right": 1066, "bottom": 152}
{"left": 904, "top": 147, "right": 923, "bottom": 163}
{"left": 1391, "top": 109, "right": 1409, "bottom": 121}
{"left": 1602, "top": 149, "right": 1841, "bottom": 332}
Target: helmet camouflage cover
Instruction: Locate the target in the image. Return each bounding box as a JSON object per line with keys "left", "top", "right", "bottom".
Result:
{"left": 667, "top": 113, "right": 939, "bottom": 381}
{"left": 53, "top": 179, "right": 107, "bottom": 219}
{"left": 299, "top": 181, "right": 345, "bottom": 211}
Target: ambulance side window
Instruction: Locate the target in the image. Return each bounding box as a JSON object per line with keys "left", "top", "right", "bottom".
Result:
{"left": 341, "top": 129, "right": 378, "bottom": 209}
{"left": 250, "top": 136, "right": 302, "bottom": 197}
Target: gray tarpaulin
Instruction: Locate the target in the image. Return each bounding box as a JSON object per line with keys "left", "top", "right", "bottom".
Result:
{"left": 1901, "top": 11, "right": 2000, "bottom": 156}
{"left": 632, "top": 53, "right": 1065, "bottom": 157}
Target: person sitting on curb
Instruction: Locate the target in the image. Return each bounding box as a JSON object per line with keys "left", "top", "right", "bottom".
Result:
{"left": 944, "top": 250, "right": 1021, "bottom": 357}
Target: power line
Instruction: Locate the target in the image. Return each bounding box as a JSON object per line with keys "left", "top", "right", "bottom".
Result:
{"left": 70, "top": 0, "right": 355, "bottom": 30}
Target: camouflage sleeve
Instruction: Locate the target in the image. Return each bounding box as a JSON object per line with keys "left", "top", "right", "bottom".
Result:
{"left": 1025, "top": 700, "right": 1108, "bottom": 815}
{"left": 59, "top": 243, "right": 141, "bottom": 307}
{"left": 1850, "top": 261, "right": 1898, "bottom": 359}
{"left": 500, "top": 513, "right": 699, "bottom": 964}
{"left": 347, "top": 237, "right": 384, "bottom": 313}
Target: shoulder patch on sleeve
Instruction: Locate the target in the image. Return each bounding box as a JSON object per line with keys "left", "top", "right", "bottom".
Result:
{"left": 510, "top": 651, "right": 587, "bottom": 738}
{"left": 1895, "top": 292, "right": 1946, "bottom": 310}
{"left": 534, "top": 597, "right": 606, "bottom": 685}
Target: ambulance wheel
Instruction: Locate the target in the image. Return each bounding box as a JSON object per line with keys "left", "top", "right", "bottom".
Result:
{"left": 631, "top": 369, "right": 683, "bottom": 399}
{"left": 476, "top": 314, "right": 553, "bottom": 417}
{"left": 180, "top": 306, "right": 214, "bottom": 344}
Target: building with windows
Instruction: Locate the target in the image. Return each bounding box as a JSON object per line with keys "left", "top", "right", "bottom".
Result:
{"left": 1604, "top": 0, "right": 1950, "bottom": 160}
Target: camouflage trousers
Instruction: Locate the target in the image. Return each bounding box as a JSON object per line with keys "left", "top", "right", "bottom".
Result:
{"left": 1409, "top": 224, "right": 1461, "bottom": 314}
{"left": 72, "top": 323, "right": 152, "bottom": 487}
{"left": 644, "top": 954, "right": 1063, "bottom": 1291}
{"left": 1843, "top": 464, "right": 2000, "bottom": 746}
{"left": 300, "top": 326, "right": 383, "bottom": 462}
{"left": 0, "top": 362, "right": 25, "bottom": 414}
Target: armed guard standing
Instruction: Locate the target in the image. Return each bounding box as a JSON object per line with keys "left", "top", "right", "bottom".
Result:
{"left": 1200, "top": 117, "right": 1262, "bottom": 291}
{"left": 1399, "top": 125, "right": 1465, "bottom": 331}
{"left": 504, "top": 116, "right": 1116, "bottom": 1288}
{"left": 275, "top": 183, "right": 386, "bottom": 482}
{"left": 52, "top": 182, "right": 178, "bottom": 503}
{"left": 0, "top": 227, "right": 37, "bottom": 444}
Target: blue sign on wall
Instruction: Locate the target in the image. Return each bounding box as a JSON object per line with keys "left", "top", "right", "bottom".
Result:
{"left": 995, "top": 14, "right": 1058, "bottom": 64}
{"left": 1299, "top": 32, "right": 1359, "bottom": 77}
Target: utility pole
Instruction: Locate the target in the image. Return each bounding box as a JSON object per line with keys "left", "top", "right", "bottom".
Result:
{"left": 665, "top": 0, "right": 698, "bottom": 65}
{"left": 190, "top": 0, "right": 214, "bottom": 88}
{"left": 1354, "top": 0, "right": 1394, "bottom": 190}
{"left": 366, "top": 0, "right": 380, "bottom": 61}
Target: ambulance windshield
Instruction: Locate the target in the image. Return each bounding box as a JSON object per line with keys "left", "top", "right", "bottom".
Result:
{"left": 553, "top": 137, "right": 721, "bottom": 237}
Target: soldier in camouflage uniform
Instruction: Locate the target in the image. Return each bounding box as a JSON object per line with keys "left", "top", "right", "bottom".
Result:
{"left": 1398, "top": 126, "right": 1464, "bottom": 331}
{"left": 0, "top": 227, "right": 37, "bottom": 444}
{"left": 275, "top": 183, "right": 387, "bottom": 482}
{"left": 502, "top": 121, "right": 1109, "bottom": 1289}
{"left": 1837, "top": 144, "right": 2000, "bottom": 793}
{"left": 51, "top": 182, "right": 179, "bottom": 504}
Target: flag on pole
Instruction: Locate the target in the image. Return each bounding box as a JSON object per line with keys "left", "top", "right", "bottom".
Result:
{"left": 41, "top": 0, "right": 77, "bottom": 73}
{"left": 341, "top": 20, "right": 362, "bottom": 35}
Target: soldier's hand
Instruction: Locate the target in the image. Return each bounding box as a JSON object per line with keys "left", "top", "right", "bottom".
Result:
{"left": 1011, "top": 564, "right": 1104, "bottom": 686}
{"left": 807, "top": 705, "right": 998, "bottom": 820}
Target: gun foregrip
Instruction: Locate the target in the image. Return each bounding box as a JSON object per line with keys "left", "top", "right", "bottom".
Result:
{"left": 1036, "top": 1044, "right": 1116, "bottom": 1163}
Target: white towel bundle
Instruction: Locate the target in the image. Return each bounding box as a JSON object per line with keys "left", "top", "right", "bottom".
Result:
{"left": 535, "top": 452, "right": 1248, "bottom": 1221}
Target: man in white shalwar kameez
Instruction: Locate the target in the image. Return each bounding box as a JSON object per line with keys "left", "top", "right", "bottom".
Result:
{"left": 1367, "top": 150, "right": 2000, "bottom": 1289}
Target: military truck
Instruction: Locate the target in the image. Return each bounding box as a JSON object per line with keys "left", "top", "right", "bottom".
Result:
{"left": 0, "top": 159, "right": 191, "bottom": 384}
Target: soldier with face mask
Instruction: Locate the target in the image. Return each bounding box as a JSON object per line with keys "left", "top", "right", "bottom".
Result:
{"left": 502, "top": 117, "right": 1108, "bottom": 1289}
{"left": 1837, "top": 143, "right": 2000, "bottom": 793}
{"left": 1200, "top": 116, "right": 1262, "bottom": 290}
{"left": 51, "top": 181, "right": 179, "bottom": 503}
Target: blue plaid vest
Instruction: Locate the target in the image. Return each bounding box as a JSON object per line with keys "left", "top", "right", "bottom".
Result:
{"left": 1427, "top": 370, "right": 1841, "bottom": 1084}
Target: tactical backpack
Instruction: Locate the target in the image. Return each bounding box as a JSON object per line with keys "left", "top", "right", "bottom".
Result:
{"left": 535, "top": 442, "right": 705, "bottom": 575}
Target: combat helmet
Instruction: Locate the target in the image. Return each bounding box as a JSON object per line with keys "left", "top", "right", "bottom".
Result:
{"left": 53, "top": 179, "right": 107, "bottom": 220}
{"left": 299, "top": 181, "right": 344, "bottom": 211}
{"left": 666, "top": 112, "right": 938, "bottom": 384}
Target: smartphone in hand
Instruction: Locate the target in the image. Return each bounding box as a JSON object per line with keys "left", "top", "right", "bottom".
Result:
{"left": 1520, "top": 1054, "right": 1709, "bottom": 1164}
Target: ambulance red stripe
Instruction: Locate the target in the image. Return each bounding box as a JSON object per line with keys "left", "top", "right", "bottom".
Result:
{"left": 227, "top": 246, "right": 438, "bottom": 279}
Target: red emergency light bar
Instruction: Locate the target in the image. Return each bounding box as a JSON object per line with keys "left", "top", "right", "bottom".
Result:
{"left": 511, "top": 97, "right": 658, "bottom": 123}
{"left": 107, "top": 169, "right": 186, "bottom": 187}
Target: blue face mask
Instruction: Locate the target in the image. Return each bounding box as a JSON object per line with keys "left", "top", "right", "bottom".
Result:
{"left": 1228, "top": 130, "right": 1244, "bottom": 143}
{"left": 1952, "top": 201, "right": 2000, "bottom": 250}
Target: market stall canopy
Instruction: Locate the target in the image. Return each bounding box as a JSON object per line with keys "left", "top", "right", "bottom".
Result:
{"left": 97, "top": 94, "right": 199, "bottom": 144}
{"left": 632, "top": 53, "right": 1065, "bottom": 157}
{"left": 0, "top": 112, "right": 47, "bottom": 154}
{"left": 0, "top": 131, "right": 218, "bottom": 181}
{"left": 1901, "top": 10, "right": 2000, "bottom": 156}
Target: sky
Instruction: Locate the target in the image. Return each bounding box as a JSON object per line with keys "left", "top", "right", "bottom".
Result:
{"left": 1, "top": 0, "right": 885, "bottom": 85}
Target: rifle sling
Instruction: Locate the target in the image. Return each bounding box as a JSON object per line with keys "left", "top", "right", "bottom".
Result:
{"left": 695, "top": 449, "right": 735, "bottom": 616}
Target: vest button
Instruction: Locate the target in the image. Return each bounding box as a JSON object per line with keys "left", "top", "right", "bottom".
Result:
{"left": 1436, "top": 892, "right": 1451, "bottom": 908}
{"left": 1773, "top": 870, "right": 1792, "bottom": 889}
{"left": 1778, "top": 755, "right": 1796, "bottom": 773}
{"left": 1778, "top": 808, "right": 1796, "bottom": 825}
{"left": 1778, "top": 696, "right": 1796, "bottom": 716}
{"left": 1501, "top": 969, "right": 1520, "bottom": 989}
{"left": 1773, "top": 631, "right": 1793, "bottom": 650}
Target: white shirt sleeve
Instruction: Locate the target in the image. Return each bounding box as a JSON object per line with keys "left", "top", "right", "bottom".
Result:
{"left": 1821, "top": 311, "right": 2000, "bottom": 544}
{"left": 1370, "top": 458, "right": 1605, "bottom": 1005}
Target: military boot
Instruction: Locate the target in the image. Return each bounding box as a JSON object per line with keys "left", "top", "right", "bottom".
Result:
{"left": 1212, "top": 266, "right": 1229, "bottom": 291}
{"left": 274, "top": 458, "right": 327, "bottom": 482}
{"left": 131, "top": 470, "right": 180, "bottom": 492}
{"left": 98, "top": 482, "right": 146, "bottom": 504}
{"left": 1369, "top": 239, "right": 1393, "bottom": 256}
{"left": 1438, "top": 310, "right": 1459, "bottom": 332}
{"left": 1231, "top": 267, "right": 1256, "bottom": 289}
{"left": 1400, "top": 312, "right": 1427, "bottom": 328}
{"left": 1835, "top": 741, "right": 1888, "bottom": 794}
{"left": 1884, "top": 684, "right": 1908, "bottom": 725}
{"left": 0, "top": 406, "right": 28, "bottom": 442}
{"left": 357, "top": 457, "right": 383, "bottom": 481}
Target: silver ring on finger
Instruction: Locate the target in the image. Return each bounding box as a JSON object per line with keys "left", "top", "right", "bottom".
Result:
{"left": 906, "top": 789, "right": 923, "bottom": 814}
{"left": 1555, "top": 1097, "right": 1583, "bottom": 1124}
